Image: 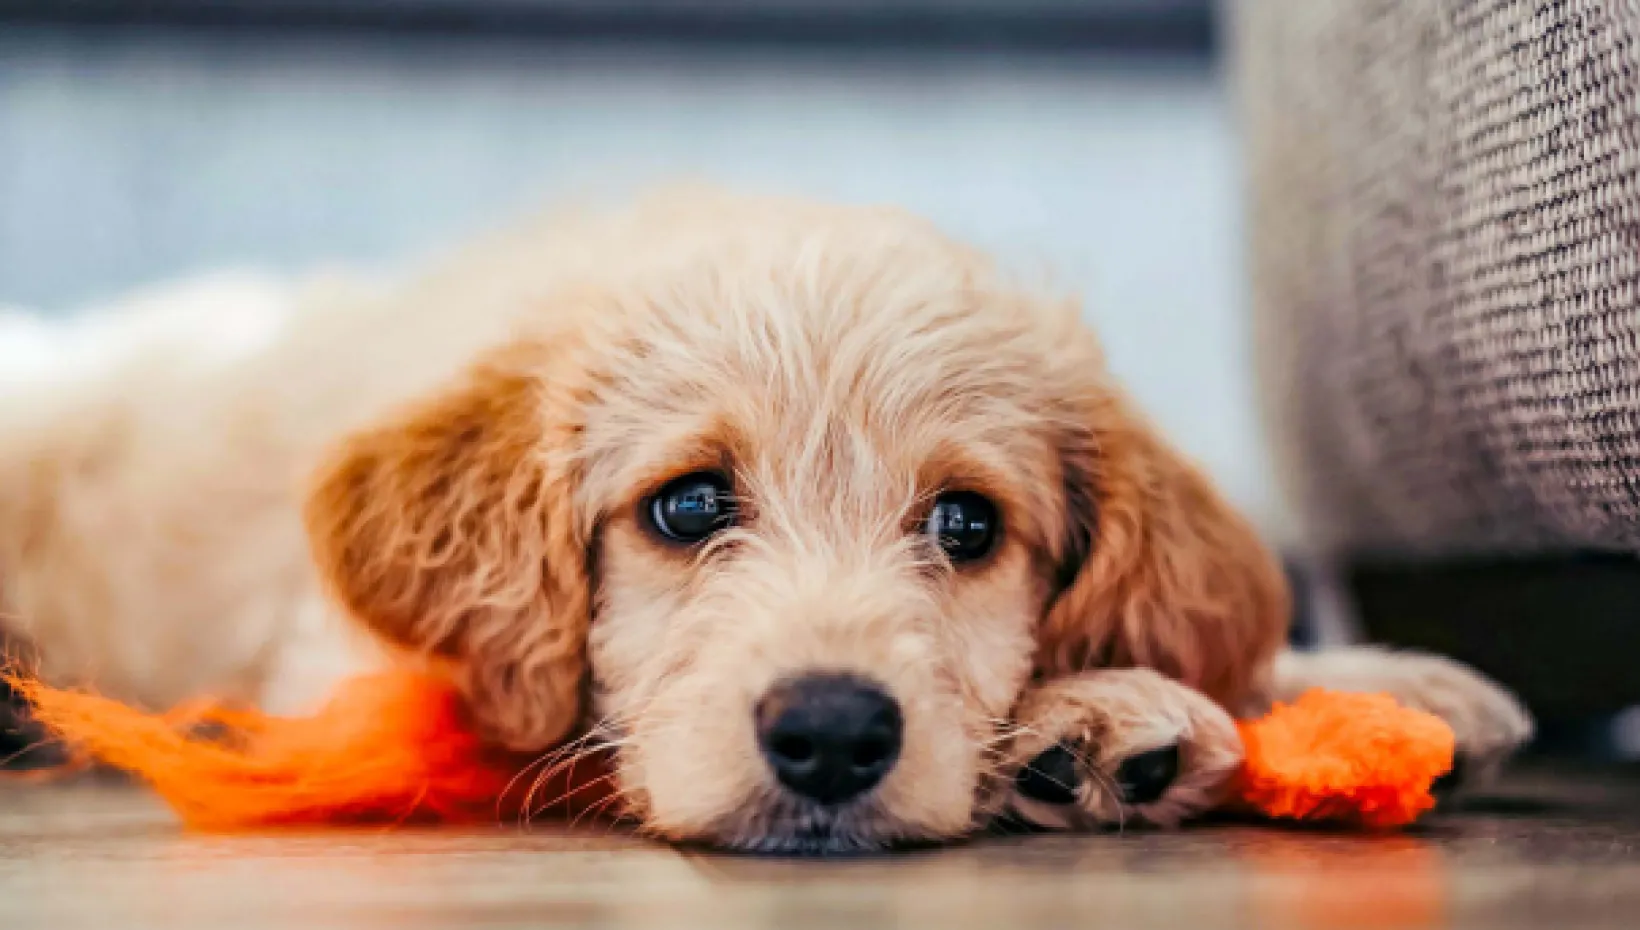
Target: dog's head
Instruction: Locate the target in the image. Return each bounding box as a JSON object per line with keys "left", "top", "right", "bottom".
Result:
{"left": 303, "top": 194, "right": 1287, "bottom": 852}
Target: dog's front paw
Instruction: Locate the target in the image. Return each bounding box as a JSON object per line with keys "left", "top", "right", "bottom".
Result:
{"left": 1002, "top": 668, "right": 1243, "bottom": 830}
{"left": 1391, "top": 655, "right": 1534, "bottom": 790}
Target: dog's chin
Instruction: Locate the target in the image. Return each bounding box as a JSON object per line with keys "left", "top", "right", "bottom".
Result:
{"left": 683, "top": 796, "right": 933, "bottom": 857}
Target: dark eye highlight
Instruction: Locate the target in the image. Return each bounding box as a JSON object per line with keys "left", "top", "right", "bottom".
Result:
{"left": 647, "top": 472, "right": 736, "bottom": 544}
{"left": 926, "top": 491, "right": 999, "bottom": 562}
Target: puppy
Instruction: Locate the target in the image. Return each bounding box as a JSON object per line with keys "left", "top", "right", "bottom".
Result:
{"left": 0, "top": 191, "right": 1530, "bottom": 851}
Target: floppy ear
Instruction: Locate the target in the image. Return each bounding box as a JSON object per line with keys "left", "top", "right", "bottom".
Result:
{"left": 1039, "top": 392, "right": 1290, "bottom": 710}
{"left": 303, "top": 344, "right": 590, "bottom": 751}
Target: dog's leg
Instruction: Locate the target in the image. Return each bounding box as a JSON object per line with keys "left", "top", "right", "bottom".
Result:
{"left": 1264, "top": 647, "right": 1534, "bottom": 788}
{"left": 1000, "top": 668, "right": 1243, "bottom": 830}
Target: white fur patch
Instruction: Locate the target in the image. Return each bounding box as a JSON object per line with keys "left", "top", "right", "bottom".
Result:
{"left": 0, "top": 271, "right": 292, "bottom": 396}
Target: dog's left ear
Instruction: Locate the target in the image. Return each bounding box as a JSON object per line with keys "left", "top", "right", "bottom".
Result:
{"left": 1039, "top": 386, "right": 1290, "bottom": 710}
{"left": 303, "top": 341, "right": 591, "bottom": 751}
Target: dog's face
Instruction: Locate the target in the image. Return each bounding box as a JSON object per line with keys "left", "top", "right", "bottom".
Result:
{"left": 304, "top": 194, "right": 1285, "bottom": 852}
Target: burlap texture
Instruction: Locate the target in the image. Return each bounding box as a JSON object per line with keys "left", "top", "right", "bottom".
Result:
{"left": 1236, "top": 0, "right": 1640, "bottom": 556}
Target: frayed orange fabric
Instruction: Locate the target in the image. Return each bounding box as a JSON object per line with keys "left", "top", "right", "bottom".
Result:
{"left": 3, "top": 669, "right": 613, "bottom": 828}
{"left": 1234, "top": 689, "right": 1456, "bottom": 829}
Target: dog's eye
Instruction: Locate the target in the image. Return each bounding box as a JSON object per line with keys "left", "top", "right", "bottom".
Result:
{"left": 926, "top": 491, "right": 998, "bottom": 562}
{"left": 649, "top": 472, "right": 736, "bottom": 543}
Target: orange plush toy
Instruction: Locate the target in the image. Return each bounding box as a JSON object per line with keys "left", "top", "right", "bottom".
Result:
{"left": 1234, "top": 690, "right": 1455, "bottom": 829}
{"left": 4, "top": 671, "right": 1453, "bottom": 831}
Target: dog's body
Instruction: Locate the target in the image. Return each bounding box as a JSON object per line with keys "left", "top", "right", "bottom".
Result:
{"left": 1, "top": 192, "right": 1530, "bottom": 851}
{"left": 0, "top": 266, "right": 477, "bottom": 716}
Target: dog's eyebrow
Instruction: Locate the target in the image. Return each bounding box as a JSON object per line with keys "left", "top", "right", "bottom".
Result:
{"left": 608, "top": 423, "right": 744, "bottom": 513}
{"left": 577, "top": 397, "right": 743, "bottom": 496}
{"left": 916, "top": 435, "right": 1014, "bottom": 486}
{"left": 915, "top": 442, "right": 1035, "bottom": 528}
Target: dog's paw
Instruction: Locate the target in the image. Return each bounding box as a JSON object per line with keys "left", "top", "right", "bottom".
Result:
{"left": 1275, "top": 648, "right": 1534, "bottom": 790}
{"left": 1001, "top": 668, "right": 1243, "bottom": 830}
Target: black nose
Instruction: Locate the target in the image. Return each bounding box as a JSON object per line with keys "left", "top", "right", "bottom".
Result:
{"left": 756, "top": 674, "right": 903, "bottom": 805}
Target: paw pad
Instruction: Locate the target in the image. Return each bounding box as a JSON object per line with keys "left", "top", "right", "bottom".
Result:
{"left": 1016, "top": 742, "right": 1081, "bottom": 804}
{"left": 1115, "top": 744, "right": 1180, "bottom": 804}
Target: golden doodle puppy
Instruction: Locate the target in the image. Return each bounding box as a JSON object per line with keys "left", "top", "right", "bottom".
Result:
{"left": 0, "top": 191, "right": 1530, "bottom": 852}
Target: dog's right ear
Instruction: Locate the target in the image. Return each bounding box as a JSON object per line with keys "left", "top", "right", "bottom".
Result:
{"left": 1035, "top": 332, "right": 1290, "bottom": 712}
{"left": 303, "top": 343, "right": 590, "bottom": 751}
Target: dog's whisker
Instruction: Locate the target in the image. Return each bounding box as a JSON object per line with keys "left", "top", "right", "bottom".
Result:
{"left": 502, "top": 726, "right": 616, "bottom": 811}
{"left": 523, "top": 739, "right": 621, "bottom": 818}
{"left": 512, "top": 708, "right": 653, "bottom": 829}
{"left": 499, "top": 749, "right": 557, "bottom": 826}
{"left": 560, "top": 778, "right": 642, "bottom": 829}
{"left": 522, "top": 754, "right": 610, "bottom": 827}
{"left": 511, "top": 714, "right": 638, "bottom": 827}
{"left": 535, "top": 771, "right": 623, "bottom": 824}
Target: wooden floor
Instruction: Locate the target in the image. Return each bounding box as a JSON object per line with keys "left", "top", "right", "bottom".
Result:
{"left": 3, "top": 767, "right": 1638, "bottom": 930}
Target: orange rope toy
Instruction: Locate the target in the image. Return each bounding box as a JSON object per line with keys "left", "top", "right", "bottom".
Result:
{"left": 4, "top": 671, "right": 1453, "bottom": 830}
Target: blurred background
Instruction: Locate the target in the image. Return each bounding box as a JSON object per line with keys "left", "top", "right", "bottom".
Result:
{"left": 0, "top": 0, "right": 1273, "bottom": 542}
